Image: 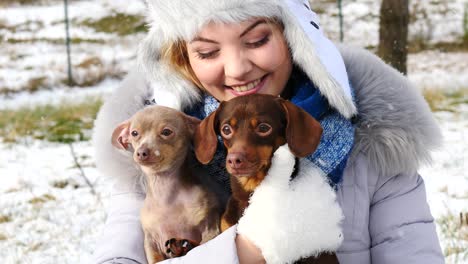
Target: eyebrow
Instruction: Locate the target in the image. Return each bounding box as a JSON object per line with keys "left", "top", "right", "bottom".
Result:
{"left": 190, "top": 19, "right": 267, "bottom": 44}
{"left": 239, "top": 19, "right": 266, "bottom": 37}
{"left": 190, "top": 36, "right": 218, "bottom": 44}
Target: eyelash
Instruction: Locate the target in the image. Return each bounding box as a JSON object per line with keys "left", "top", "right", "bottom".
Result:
{"left": 195, "top": 35, "right": 270, "bottom": 60}
{"left": 246, "top": 35, "right": 270, "bottom": 48}
{"left": 196, "top": 50, "right": 219, "bottom": 59}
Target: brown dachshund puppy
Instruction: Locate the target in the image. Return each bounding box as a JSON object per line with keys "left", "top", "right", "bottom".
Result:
{"left": 112, "top": 105, "right": 221, "bottom": 264}
{"left": 194, "top": 94, "right": 339, "bottom": 264}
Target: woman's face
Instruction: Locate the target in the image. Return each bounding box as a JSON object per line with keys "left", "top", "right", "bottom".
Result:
{"left": 186, "top": 18, "right": 292, "bottom": 102}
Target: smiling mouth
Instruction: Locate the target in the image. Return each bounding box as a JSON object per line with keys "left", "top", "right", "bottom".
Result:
{"left": 227, "top": 75, "right": 266, "bottom": 93}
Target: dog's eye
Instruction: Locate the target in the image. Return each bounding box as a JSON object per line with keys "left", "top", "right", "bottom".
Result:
{"left": 161, "top": 128, "right": 173, "bottom": 137}
{"left": 256, "top": 123, "right": 272, "bottom": 135}
{"left": 221, "top": 124, "right": 232, "bottom": 137}
{"left": 131, "top": 130, "right": 139, "bottom": 137}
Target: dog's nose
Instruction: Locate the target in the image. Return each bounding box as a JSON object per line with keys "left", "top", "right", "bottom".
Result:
{"left": 136, "top": 147, "right": 150, "bottom": 161}
{"left": 227, "top": 153, "right": 246, "bottom": 169}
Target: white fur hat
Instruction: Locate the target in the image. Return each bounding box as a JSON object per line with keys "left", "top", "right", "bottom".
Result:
{"left": 138, "top": 0, "right": 357, "bottom": 118}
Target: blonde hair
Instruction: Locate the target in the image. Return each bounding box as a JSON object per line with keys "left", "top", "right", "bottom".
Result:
{"left": 159, "top": 18, "right": 284, "bottom": 91}
{"left": 160, "top": 40, "right": 204, "bottom": 89}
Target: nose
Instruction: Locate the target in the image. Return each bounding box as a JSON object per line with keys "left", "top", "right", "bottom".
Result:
{"left": 136, "top": 147, "right": 150, "bottom": 161}
{"left": 224, "top": 51, "right": 253, "bottom": 80}
{"left": 226, "top": 153, "right": 247, "bottom": 169}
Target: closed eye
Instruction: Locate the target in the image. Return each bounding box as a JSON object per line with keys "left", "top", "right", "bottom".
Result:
{"left": 195, "top": 50, "right": 219, "bottom": 59}
{"left": 245, "top": 35, "right": 270, "bottom": 48}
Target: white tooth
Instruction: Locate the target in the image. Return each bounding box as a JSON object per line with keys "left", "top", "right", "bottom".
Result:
{"left": 232, "top": 78, "right": 261, "bottom": 92}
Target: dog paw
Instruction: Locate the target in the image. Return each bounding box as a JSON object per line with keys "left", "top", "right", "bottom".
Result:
{"left": 165, "top": 238, "right": 198, "bottom": 257}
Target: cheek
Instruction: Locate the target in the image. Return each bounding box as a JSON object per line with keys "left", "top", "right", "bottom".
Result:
{"left": 253, "top": 39, "right": 290, "bottom": 72}
{"left": 189, "top": 57, "right": 223, "bottom": 86}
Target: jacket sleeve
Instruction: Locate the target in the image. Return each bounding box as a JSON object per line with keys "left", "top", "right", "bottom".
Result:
{"left": 369, "top": 171, "right": 445, "bottom": 263}
{"left": 89, "top": 185, "right": 146, "bottom": 264}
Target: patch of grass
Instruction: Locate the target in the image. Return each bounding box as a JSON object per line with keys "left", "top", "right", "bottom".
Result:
{"left": 423, "top": 89, "right": 450, "bottom": 112}
{"left": 0, "top": 20, "right": 44, "bottom": 40}
{"left": 25, "top": 76, "right": 48, "bottom": 93}
{"left": 437, "top": 212, "right": 468, "bottom": 261}
{"left": 0, "top": 215, "right": 12, "bottom": 223}
{"left": 0, "top": 98, "right": 102, "bottom": 143}
{"left": 422, "top": 88, "right": 468, "bottom": 112}
{"left": 409, "top": 41, "right": 468, "bottom": 53}
{"left": 0, "top": 19, "right": 11, "bottom": 30}
{"left": 0, "top": 0, "right": 36, "bottom": 6}
{"left": 51, "top": 179, "right": 79, "bottom": 189}
{"left": 71, "top": 56, "right": 106, "bottom": 87}
{"left": 2, "top": 37, "right": 105, "bottom": 44}
{"left": 28, "top": 194, "right": 56, "bottom": 204}
{"left": 52, "top": 180, "right": 69, "bottom": 189}
{"left": 0, "top": 0, "right": 58, "bottom": 7}
{"left": 0, "top": 86, "right": 21, "bottom": 97}
{"left": 79, "top": 13, "right": 147, "bottom": 36}
{"left": 0, "top": 233, "right": 7, "bottom": 241}
{"left": 30, "top": 243, "right": 43, "bottom": 251}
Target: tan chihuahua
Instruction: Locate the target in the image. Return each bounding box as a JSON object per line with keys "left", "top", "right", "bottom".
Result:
{"left": 112, "top": 105, "right": 221, "bottom": 263}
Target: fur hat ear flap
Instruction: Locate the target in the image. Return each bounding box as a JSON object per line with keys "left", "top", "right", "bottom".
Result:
{"left": 138, "top": 30, "right": 201, "bottom": 110}
{"left": 280, "top": 0, "right": 357, "bottom": 118}
{"left": 194, "top": 109, "right": 220, "bottom": 165}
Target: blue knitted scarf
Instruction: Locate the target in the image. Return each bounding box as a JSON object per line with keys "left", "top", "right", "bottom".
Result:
{"left": 185, "top": 68, "right": 354, "bottom": 191}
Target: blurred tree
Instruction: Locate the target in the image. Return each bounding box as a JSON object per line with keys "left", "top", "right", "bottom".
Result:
{"left": 378, "top": 0, "right": 409, "bottom": 75}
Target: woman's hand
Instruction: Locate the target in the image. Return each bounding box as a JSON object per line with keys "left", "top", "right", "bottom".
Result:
{"left": 235, "top": 234, "right": 266, "bottom": 264}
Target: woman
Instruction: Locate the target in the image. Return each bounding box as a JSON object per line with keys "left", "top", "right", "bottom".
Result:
{"left": 91, "top": 0, "right": 444, "bottom": 263}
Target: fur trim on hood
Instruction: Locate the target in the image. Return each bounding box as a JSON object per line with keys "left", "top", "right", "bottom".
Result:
{"left": 338, "top": 45, "right": 442, "bottom": 177}
{"left": 138, "top": 0, "right": 357, "bottom": 118}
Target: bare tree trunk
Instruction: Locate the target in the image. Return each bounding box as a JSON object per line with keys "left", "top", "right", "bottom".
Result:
{"left": 378, "top": 0, "right": 409, "bottom": 75}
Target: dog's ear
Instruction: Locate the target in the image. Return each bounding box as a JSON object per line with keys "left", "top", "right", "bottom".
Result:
{"left": 111, "top": 120, "right": 131, "bottom": 150}
{"left": 193, "top": 110, "right": 219, "bottom": 165}
{"left": 182, "top": 113, "right": 201, "bottom": 136}
{"left": 280, "top": 99, "right": 323, "bottom": 157}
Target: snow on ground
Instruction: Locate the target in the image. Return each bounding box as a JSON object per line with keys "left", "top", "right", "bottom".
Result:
{"left": 0, "top": 0, "right": 145, "bottom": 95}
{"left": 0, "top": 0, "right": 467, "bottom": 263}
{"left": 0, "top": 140, "right": 110, "bottom": 264}
{"left": 408, "top": 51, "right": 468, "bottom": 91}
{"left": 424, "top": 108, "right": 468, "bottom": 215}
